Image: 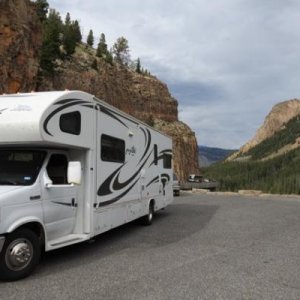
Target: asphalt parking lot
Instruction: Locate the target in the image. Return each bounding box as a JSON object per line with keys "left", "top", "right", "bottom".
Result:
{"left": 1, "top": 192, "right": 300, "bottom": 300}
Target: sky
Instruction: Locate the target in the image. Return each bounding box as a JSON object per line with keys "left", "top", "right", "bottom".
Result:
{"left": 48, "top": 0, "right": 300, "bottom": 149}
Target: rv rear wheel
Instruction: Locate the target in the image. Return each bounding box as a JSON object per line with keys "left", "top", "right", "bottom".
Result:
{"left": 141, "top": 202, "right": 154, "bottom": 226}
{"left": 0, "top": 228, "right": 41, "bottom": 281}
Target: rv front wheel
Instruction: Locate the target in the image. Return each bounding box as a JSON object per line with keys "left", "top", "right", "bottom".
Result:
{"left": 141, "top": 202, "right": 154, "bottom": 226}
{"left": 0, "top": 228, "right": 41, "bottom": 281}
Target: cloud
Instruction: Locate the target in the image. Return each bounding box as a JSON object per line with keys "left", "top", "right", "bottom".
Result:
{"left": 48, "top": 0, "right": 300, "bottom": 148}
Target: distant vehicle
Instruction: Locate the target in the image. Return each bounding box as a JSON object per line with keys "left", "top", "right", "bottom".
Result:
{"left": 0, "top": 90, "right": 173, "bottom": 281}
{"left": 173, "top": 174, "right": 180, "bottom": 196}
{"left": 187, "top": 174, "right": 203, "bottom": 183}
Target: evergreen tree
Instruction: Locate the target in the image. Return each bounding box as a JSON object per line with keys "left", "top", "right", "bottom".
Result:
{"left": 40, "top": 9, "right": 63, "bottom": 74}
{"left": 72, "top": 20, "right": 82, "bottom": 43}
{"left": 65, "top": 12, "right": 71, "bottom": 26}
{"left": 112, "top": 36, "right": 130, "bottom": 65}
{"left": 105, "top": 50, "right": 113, "bottom": 65}
{"left": 136, "top": 58, "right": 141, "bottom": 73}
{"left": 96, "top": 33, "right": 113, "bottom": 64}
{"left": 63, "top": 12, "right": 76, "bottom": 56}
{"left": 96, "top": 33, "right": 108, "bottom": 57}
{"left": 87, "top": 30, "right": 94, "bottom": 47}
{"left": 35, "top": 0, "right": 49, "bottom": 22}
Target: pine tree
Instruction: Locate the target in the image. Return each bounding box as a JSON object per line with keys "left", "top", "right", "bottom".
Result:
{"left": 87, "top": 29, "right": 94, "bottom": 47}
{"left": 112, "top": 36, "right": 130, "bottom": 65}
{"left": 106, "top": 50, "right": 113, "bottom": 65}
{"left": 96, "top": 33, "right": 108, "bottom": 57}
{"left": 40, "top": 9, "right": 63, "bottom": 74}
{"left": 136, "top": 58, "right": 141, "bottom": 73}
{"left": 72, "top": 20, "right": 82, "bottom": 43}
{"left": 35, "top": 0, "right": 49, "bottom": 22}
{"left": 63, "top": 12, "right": 77, "bottom": 56}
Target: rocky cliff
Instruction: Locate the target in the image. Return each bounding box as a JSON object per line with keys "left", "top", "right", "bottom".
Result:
{"left": 228, "top": 99, "right": 300, "bottom": 160}
{"left": 0, "top": 0, "right": 199, "bottom": 180}
{"left": 0, "top": 0, "right": 42, "bottom": 93}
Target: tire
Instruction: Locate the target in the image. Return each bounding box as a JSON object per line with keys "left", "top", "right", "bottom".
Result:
{"left": 141, "top": 202, "right": 154, "bottom": 226}
{"left": 0, "top": 228, "right": 41, "bottom": 281}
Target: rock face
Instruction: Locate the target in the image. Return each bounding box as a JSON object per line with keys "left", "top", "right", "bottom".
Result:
{"left": 0, "top": 0, "right": 42, "bottom": 93}
{"left": 38, "top": 45, "right": 199, "bottom": 179}
{"left": 228, "top": 99, "right": 300, "bottom": 160}
{"left": 0, "top": 1, "right": 199, "bottom": 180}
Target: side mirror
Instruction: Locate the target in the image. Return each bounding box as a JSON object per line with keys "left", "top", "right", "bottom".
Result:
{"left": 67, "top": 161, "right": 82, "bottom": 185}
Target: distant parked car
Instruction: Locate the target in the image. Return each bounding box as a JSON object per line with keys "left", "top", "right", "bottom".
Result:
{"left": 173, "top": 173, "right": 180, "bottom": 196}
{"left": 187, "top": 174, "right": 203, "bottom": 183}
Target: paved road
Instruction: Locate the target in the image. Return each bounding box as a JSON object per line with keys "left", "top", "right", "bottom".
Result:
{"left": 1, "top": 192, "right": 300, "bottom": 299}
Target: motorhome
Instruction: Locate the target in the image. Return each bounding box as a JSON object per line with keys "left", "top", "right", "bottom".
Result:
{"left": 0, "top": 90, "right": 173, "bottom": 280}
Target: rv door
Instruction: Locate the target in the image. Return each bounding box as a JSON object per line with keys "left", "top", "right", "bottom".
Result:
{"left": 42, "top": 153, "right": 78, "bottom": 241}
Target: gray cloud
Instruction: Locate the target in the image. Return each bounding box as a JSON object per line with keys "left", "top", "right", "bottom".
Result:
{"left": 48, "top": 0, "right": 300, "bottom": 148}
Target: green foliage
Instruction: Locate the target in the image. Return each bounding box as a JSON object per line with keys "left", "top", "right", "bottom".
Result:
{"left": 203, "top": 148, "right": 300, "bottom": 195}
{"left": 62, "top": 13, "right": 79, "bottom": 56}
{"left": 87, "top": 30, "right": 94, "bottom": 47}
{"left": 38, "top": 6, "right": 153, "bottom": 76}
{"left": 242, "top": 115, "right": 300, "bottom": 160}
{"left": 35, "top": 0, "right": 49, "bottom": 21}
{"left": 112, "top": 36, "right": 130, "bottom": 65}
{"left": 136, "top": 58, "right": 141, "bottom": 73}
{"left": 96, "top": 33, "right": 108, "bottom": 57}
{"left": 96, "top": 33, "right": 112, "bottom": 64}
{"left": 40, "top": 9, "right": 82, "bottom": 74}
{"left": 40, "top": 8, "right": 63, "bottom": 74}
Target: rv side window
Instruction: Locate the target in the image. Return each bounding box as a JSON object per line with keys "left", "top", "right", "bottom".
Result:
{"left": 46, "top": 154, "right": 68, "bottom": 184}
{"left": 101, "top": 134, "right": 125, "bottom": 163}
{"left": 163, "top": 154, "right": 172, "bottom": 169}
{"left": 60, "top": 111, "right": 81, "bottom": 135}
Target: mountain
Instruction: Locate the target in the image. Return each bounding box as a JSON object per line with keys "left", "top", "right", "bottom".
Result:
{"left": 198, "top": 146, "right": 236, "bottom": 167}
{"left": 228, "top": 99, "right": 300, "bottom": 161}
{"left": 203, "top": 99, "right": 300, "bottom": 195}
{"left": 0, "top": 0, "right": 199, "bottom": 180}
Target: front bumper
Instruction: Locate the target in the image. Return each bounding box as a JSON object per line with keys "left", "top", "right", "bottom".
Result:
{"left": 0, "top": 236, "right": 5, "bottom": 253}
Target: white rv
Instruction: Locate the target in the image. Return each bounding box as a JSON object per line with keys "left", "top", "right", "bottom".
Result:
{"left": 0, "top": 90, "right": 173, "bottom": 280}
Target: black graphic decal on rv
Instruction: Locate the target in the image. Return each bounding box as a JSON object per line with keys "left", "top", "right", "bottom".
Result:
{"left": 0, "top": 108, "right": 8, "bottom": 115}
{"left": 100, "top": 106, "right": 129, "bottom": 129}
{"left": 149, "top": 149, "right": 173, "bottom": 167}
{"left": 97, "top": 126, "right": 154, "bottom": 207}
{"left": 98, "top": 150, "right": 153, "bottom": 197}
{"left": 98, "top": 178, "right": 140, "bottom": 207}
{"left": 138, "top": 128, "right": 151, "bottom": 164}
{"left": 98, "top": 164, "right": 125, "bottom": 196}
{"left": 146, "top": 176, "right": 159, "bottom": 187}
{"left": 43, "top": 99, "right": 90, "bottom": 136}
{"left": 146, "top": 173, "right": 170, "bottom": 188}
{"left": 146, "top": 173, "right": 170, "bottom": 196}
{"left": 51, "top": 201, "right": 78, "bottom": 207}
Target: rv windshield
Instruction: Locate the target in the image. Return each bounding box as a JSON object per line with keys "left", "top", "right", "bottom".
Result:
{"left": 0, "top": 150, "right": 46, "bottom": 186}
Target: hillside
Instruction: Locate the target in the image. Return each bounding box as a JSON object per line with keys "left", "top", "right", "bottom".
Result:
{"left": 198, "top": 146, "right": 236, "bottom": 167}
{"left": 0, "top": 0, "right": 199, "bottom": 180}
{"left": 228, "top": 99, "right": 300, "bottom": 161}
{"left": 203, "top": 101, "right": 300, "bottom": 195}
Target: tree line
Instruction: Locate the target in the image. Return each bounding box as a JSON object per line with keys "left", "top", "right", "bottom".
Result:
{"left": 35, "top": 0, "right": 151, "bottom": 76}
{"left": 202, "top": 148, "right": 300, "bottom": 195}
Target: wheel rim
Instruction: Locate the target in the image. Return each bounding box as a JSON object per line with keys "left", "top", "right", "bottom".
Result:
{"left": 5, "top": 238, "right": 33, "bottom": 271}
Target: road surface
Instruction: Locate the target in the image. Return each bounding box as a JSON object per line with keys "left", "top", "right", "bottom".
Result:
{"left": 1, "top": 192, "right": 300, "bottom": 299}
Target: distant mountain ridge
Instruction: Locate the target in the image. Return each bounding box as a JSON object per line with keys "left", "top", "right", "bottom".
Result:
{"left": 199, "top": 146, "right": 236, "bottom": 167}
{"left": 203, "top": 99, "right": 300, "bottom": 195}
{"left": 228, "top": 99, "right": 300, "bottom": 161}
